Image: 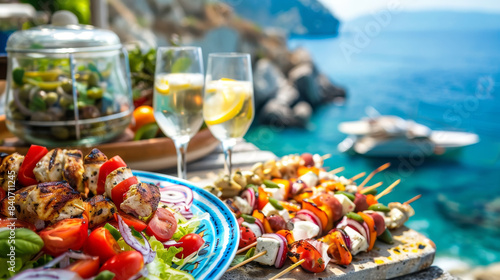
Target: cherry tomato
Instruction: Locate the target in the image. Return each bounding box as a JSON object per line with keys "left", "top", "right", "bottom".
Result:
{"left": 114, "top": 211, "right": 147, "bottom": 232}
{"left": 18, "top": 145, "right": 48, "bottom": 186}
{"left": 97, "top": 156, "right": 127, "bottom": 195}
{"left": 145, "top": 208, "right": 177, "bottom": 242}
{"left": 175, "top": 233, "right": 204, "bottom": 258}
{"left": 111, "top": 176, "right": 139, "bottom": 207}
{"left": 99, "top": 251, "right": 144, "bottom": 280}
{"left": 132, "top": 105, "right": 155, "bottom": 132}
{"left": 83, "top": 227, "right": 122, "bottom": 264}
{"left": 301, "top": 153, "right": 314, "bottom": 167}
{"left": 66, "top": 257, "right": 100, "bottom": 278}
{"left": 239, "top": 226, "right": 257, "bottom": 248}
{"left": 0, "top": 218, "right": 36, "bottom": 231}
{"left": 39, "top": 218, "right": 88, "bottom": 256}
{"left": 368, "top": 212, "right": 386, "bottom": 236}
{"left": 288, "top": 240, "right": 326, "bottom": 273}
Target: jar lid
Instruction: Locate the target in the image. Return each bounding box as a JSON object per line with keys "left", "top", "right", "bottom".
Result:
{"left": 6, "top": 11, "right": 121, "bottom": 53}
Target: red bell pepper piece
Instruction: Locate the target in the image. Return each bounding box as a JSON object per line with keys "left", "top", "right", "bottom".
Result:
{"left": 97, "top": 156, "right": 127, "bottom": 195}
{"left": 18, "top": 145, "right": 48, "bottom": 186}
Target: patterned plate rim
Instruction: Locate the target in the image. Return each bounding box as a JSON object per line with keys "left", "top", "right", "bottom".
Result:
{"left": 133, "top": 170, "right": 239, "bottom": 280}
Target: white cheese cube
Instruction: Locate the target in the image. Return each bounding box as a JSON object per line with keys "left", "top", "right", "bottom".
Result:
{"left": 261, "top": 203, "right": 290, "bottom": 222}
{"left": 299, "top": 171, "right": 318, "bottom": 188}
{"left": 255, "top": 237, "right": 280, "bottom": 266}
{"left": 292, "top": 220, "right": 320, "bottom": 241}
{"left": 233, "top": 196, "right": 252, "bottom": 215}
{"left": 334, "top": 194, "right": 356, "bottom": 216}
{"left": 338, "top": 176, "right": 350, "bottom": 185}
{"left": 386, "top": 208, "right": 406, "bottom": 229}
{"left": 319, "top": 170, "right": 334, "bottom": 181}
{"left": 313, "top": 154, "right": 323, "bottom": 168}
{"left": 344, "top": 226, "right": 369, "bottom": 255}
{"left": 345, "top": 184, "right": 358, "bottom": 193}
{"left": 242, "top": 221, "right": 262, "bottom": 237}
{"left": 263, "top": 187, "right": 285, "bottom": 201}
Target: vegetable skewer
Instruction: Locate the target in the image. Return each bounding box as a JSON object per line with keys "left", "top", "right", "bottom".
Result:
{"left": 269, "top": 259, "right": 305, "bottom": 280}
{"left": 375, "top": 179, "right": 401, "bottom": 200}
{"left": 404, "top": 194, "right": 422, "bottom": 205}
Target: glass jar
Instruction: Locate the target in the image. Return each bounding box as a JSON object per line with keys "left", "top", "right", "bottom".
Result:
{"left": 4, "top": 15, "right": 132, "bottom": 146}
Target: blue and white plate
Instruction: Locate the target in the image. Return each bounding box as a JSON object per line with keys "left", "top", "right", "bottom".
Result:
{"left": 134, "top": 170, "right": 238, "bottom": 280}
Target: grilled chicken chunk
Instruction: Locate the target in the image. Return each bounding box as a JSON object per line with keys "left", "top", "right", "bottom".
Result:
{"left": 0, "top": 185, "right": 45, "bottom": 230}
{"left": 26, "top": 181, "right": 84, "bottom": 224}
{"left": 33, "top": 148, "right": 65, "bottom": 183}
{"left": 104, "top": 167, "right": 133, "bottom": 198}
{"left": 120, "top": 183, "right": 160, "bottom": 218}
{"left": 83, "top": 148, "right": 108, "bottom": 196}
{"left": 0, "top": 153, "right": 25, "bottom": 191}
{"left": 84, "top": 195, "right": 117, "bottom": 228}
{"left": 62, "top": 149, "right": 85, "bottom": 194}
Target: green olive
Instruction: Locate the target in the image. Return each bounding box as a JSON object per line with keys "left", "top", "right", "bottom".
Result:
{"left": 59, "top": 96, "right": 73, "bottom": 108}
{"left": 61, "top": 80, "right": 73, "bottom": 93}
{"left": 88, "top": 72, "right": 99, "bottom": 87}
{"left": 19, "top": 84, "right": 32, "bottom": 101}
{"left": 44, "top": 92, "right": 59, "bottom": 106}
{"left": 87, "top": 87, "right": 103, "bottom": 99}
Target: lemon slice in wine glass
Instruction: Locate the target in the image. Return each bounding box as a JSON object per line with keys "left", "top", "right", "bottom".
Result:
{"left": 204, "top": 80, "right": 247, "bottom": 125}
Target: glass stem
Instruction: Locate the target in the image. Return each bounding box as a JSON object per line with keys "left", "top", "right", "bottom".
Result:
{"left": 222, "top": 139, "right": 236, "bottom": 176}
{"left": 174, "top": 140, "right": 189, "bottom": 179}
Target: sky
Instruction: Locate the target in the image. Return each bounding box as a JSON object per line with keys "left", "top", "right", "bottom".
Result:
{"left": 319, "top": 0, "right": 500, "bottom": 21}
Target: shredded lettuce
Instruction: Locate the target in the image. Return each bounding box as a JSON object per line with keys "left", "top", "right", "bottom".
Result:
{"left": 172, "top": 213, "right": 210, "bottom": 241}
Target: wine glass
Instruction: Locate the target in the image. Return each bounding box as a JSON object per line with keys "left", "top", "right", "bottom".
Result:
{"left": 153, "top": 46, "right": 204, "bottom": 179}
{"left": 203, "top": 53, "right": 254, "bottom": 175}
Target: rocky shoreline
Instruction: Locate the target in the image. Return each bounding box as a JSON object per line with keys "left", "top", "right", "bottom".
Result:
{"left": 108, "top": 0, "right": 346, "bottom": 127}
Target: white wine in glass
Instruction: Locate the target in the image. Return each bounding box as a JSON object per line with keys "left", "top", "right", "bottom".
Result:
{"left": 153, "top": 47, "right": 204, "bottom": 179}
{"left": 203, "top": 53, "right": 254, "bottom": 175}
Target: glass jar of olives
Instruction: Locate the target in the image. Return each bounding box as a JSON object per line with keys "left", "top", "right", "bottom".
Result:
{"left": 4, "top": 11, "right": 133, "bottom": 146}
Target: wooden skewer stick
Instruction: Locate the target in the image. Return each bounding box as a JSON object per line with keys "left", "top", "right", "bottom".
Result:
{"left": 357, "top": 163, "right": 391, "bottom": 192}
{"left": 236, "top": 241, "right": 257, "bottom": 255}
{"left": 348, "top": 172, "right": 366, "bottom": 183}
{"left": 226, "top": 251, "right": 267, "bottom": 272}
{"left": 359, "top": 181, "right": 383, "bottom": 194}
{"left": 328, "top": 166, "right": 345, "bottom": 174}
{"left": 269, "top": 259, "right": 306, "bottom": 280}
{"left": 404, "top": 194, "right": 422, "bottom": 205}
{"left": 375, "top": 179, "right": 401, "bottom": 200}
{"left": 321, "top": 154, "right": 332, "bottom": 160}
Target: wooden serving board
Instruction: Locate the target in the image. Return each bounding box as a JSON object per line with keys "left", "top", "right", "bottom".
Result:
{"left": 221, "top": 226, "right": 435, "bottom": 280}
{"left": 0, "top": 115, "right": 220, "bottom": 171}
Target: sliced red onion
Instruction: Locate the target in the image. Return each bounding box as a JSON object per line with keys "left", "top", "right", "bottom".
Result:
{"left": 237, "top": 217, "right": 244, "bottom": 226}
{"left": 262, "top": 233, "right": 288, "bottom": 268}
{"left": 163, "top": 240, "right": 182, "bottom": 248}
{"left": 117, "top": 214, "right": 156, "bottom": 264}
{"left": 254, "top": 218, "right": 265, "bottom": 235}
{"left": 296, "top": 209, "right": 322, "bottom": 235}
{"left": 10, "top": 269, "right": 82, "bottom": 280}
{"left": 362, "top": 221, "right": 371, "bottom": 247}
{"left": 338, "top": 228, "right": 352, "bottom": 252}
{"left": 287, "top": 217, "right": 301, "bottom": 230}
{"left": 241, "top": 188, "right": 256, "bottom": 210}
{"left": 44, "top": 251, "right": 95, "bottom": 269}
{"left": 291, "top": 180, "right": 306, "bottom": 195}
{"left": 337, "top": 216, "right": 369, "bottom": 243}
{"left": 159, "top": 185, "right": 193, "bottom": 206}
{"left": 306, "top": 239, "right": 331, "bottom": 265}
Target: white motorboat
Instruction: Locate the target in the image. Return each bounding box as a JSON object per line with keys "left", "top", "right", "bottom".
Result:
{"left": 337, "top": 115, "right": 479, "bottom": 157}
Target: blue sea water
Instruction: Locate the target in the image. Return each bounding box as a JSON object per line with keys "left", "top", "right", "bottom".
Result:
{"left": 246, "top": 27, "right": 500, "bottom": 265}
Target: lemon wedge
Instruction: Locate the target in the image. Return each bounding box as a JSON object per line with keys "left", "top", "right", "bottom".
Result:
{"left": 155, "top": 79, "right": 170, "bottom": 95}
{"left": 204, "top": 81, "right": 247, "bottom": 125}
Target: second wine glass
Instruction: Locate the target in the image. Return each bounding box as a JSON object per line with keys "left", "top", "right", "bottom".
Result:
{"left": 154, "top": 46, "right": 204, "bottom": 179}
{"left": 203, "top": 53, "right": 254, "bottom": 175}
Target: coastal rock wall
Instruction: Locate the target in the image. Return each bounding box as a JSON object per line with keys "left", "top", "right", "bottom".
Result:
{"left": 108, "top": 0, "right": 345, "bottom": 127}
